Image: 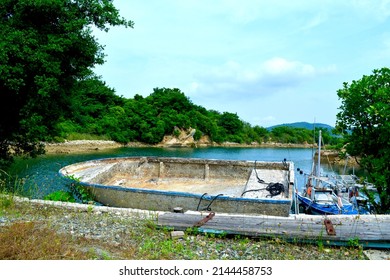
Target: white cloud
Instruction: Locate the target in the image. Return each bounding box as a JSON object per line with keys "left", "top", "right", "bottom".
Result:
{"left": 92, "top": 0, "right": 390, "bottom": 127}
{"left": 188, "top": 57, "right": 332, "bottom": 99}
{"left": 262, "top": 57, "right": 315, "bottom": 76}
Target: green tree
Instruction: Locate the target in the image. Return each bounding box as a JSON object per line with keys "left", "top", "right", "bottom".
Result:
{"left": 336, "top": 67, "right": 390, "bottom": 213}
{"left": 218, "top": 112, "right": 243, "bottom": 135}
{"left": 253, "top": 125, "right": 269, "bottom": 143}
{"left": 0, "top": 0, "right": 133, "bottom": 168}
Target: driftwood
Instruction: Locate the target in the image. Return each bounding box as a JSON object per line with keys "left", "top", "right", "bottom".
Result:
{"left": 158, "top": 211, "right": 390, "bottom": 248}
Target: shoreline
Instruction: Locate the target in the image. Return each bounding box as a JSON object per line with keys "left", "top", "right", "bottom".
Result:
{"left": 44, "top": 140, "right": 315, "bottom": 154}
{"left": 44, "top": 140, "right": 358, "bottom": 167}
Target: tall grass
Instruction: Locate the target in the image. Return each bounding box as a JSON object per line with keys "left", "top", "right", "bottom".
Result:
{"left": 0, "top": 222, "right": 90, "bottom": 260}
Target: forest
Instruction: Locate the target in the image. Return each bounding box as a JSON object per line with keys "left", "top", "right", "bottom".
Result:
{"left": 53, "top": 78, "right": 341, "bottom": 147}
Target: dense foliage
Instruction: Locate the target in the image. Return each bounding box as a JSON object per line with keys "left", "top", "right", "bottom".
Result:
{"left": 336, "top": 67, "right": 390, "bottom": 214}
{"left": 0, "top": 0, "right": 133, "bottom": 168}
{"left": 56, "top": 85, "right": 340, "bottom": 148}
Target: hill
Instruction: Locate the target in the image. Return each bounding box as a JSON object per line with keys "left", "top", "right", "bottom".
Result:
{"left": 267, "top": 122, "right": 334, "bottom": 131}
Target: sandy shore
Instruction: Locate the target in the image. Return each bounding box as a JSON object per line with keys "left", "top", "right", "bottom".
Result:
{"left": 44, "top": 140, "right": 124, "bottom": 154}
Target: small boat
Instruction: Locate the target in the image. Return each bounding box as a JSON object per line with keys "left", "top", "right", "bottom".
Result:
{"left": 59, "top": 156, "right": 295, "bottom": 216}
{"left": 296, "top": 179, "right": 358, "bottom": 215}
{"left": 333, "top": 174, "right": 379, "bottom": 214}
{"left": 296, "top": 130, "right": 359, "bottom": 215}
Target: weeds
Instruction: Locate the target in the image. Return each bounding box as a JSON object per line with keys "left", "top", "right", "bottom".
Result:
{"left": 0, "top": 222, "right": 89, "bottom": 260}
{"left": 43, "top": 174, "right": 95, "bottom": 204}
{"left": 44, "top": 190, "right": 75, "bottom": 202}
{"left": 0, "top": 170, "right": 29, "bottom": 197}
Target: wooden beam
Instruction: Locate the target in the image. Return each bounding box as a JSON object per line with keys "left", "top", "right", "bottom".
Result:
{"left": 158, "top": 211, "right": 390, "bottom": 248}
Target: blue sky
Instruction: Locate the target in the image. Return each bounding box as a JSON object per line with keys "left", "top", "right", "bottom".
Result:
{"left": 93, "top": 0, "right": 390, "bottom": 127}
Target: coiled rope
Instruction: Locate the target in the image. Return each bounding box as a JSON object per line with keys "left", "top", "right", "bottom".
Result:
{"left": 241, "top": 160, "right": 285, "bottom": 197}
{"left": 241, "top": 182, "right": 285, "bottom": 198}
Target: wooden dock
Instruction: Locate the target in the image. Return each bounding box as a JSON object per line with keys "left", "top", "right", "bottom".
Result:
{"left": 158, "top": 211, "right": 390, "bottom": 248}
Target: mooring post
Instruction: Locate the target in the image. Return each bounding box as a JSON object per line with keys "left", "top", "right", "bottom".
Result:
{"left": 204, "top": 163, "right": 210, "bottom": 181}
{"left": 159, "top": 161, "right": 164, "bottom": 179}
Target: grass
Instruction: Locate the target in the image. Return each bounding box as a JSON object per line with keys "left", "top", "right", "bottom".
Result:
{"left": 0, "top": 221, "right": 88, "bottom": 260}
{"left": 0, "top": 196, "right": 369, "bottom": 260}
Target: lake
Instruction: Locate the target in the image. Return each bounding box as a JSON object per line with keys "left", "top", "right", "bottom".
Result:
{"left": 7, "top": 146, "right": 358, "bottom": 199}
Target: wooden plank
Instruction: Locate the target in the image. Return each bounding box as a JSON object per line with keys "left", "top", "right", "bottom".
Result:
{"left": 157, "top": 211, "right": 390, "bottom": 246}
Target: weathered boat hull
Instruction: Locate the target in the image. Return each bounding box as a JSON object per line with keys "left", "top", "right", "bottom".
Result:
{"left": 59, "top": 156, "right": 294, "bottom": 216}
{"left": 297, "top": 194, "right": 358, "bottom": 215}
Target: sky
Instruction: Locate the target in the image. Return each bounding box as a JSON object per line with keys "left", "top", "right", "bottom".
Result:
{"left": 92, "top": 0, "right": 390, "bottom": 127}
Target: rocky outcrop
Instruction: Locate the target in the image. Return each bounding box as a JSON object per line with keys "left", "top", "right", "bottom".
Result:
{"left": 45, "top": 140, "right": 123, "bottom": 154}
{"left": 315, "top": 150, "right": 360, "bottom": 167}
{"left": 157, "top": 127, "right": 212, "bottom": 147}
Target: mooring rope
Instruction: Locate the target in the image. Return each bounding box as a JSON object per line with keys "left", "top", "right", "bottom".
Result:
{"left": 241, "top": 182, "right": 285, "bottom": 198}
{"left": 245, "top": 160, "right": 285, "bottom": 197}
{"left": 196, "top": 193, "right": 224, "bottom": 211}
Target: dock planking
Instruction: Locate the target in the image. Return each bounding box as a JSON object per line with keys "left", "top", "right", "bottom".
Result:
{"left": 157, "top": 211, "right": 390, "bottom": 248}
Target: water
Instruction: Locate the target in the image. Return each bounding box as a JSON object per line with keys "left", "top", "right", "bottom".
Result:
{"left": 7, "top": 146, "right": 354, "bottom": 198}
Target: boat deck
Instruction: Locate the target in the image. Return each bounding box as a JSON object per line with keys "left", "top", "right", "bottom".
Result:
{"left": 105, "top": 176, "right": 246, "bottom": 197}
{"left": 101, "top": 168, "right": 289, "bottom": 199}
{"left": 59, "top": 157, "right": 294, "bottom": 216}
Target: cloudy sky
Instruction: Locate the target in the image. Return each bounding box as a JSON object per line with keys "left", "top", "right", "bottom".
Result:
{"left": 93, "top": 0, "right": 390, "bottom": 127}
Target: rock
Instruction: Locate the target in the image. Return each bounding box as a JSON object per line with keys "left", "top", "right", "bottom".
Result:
{"left": 170, "top": 231, "right": 185, "bottom": 239}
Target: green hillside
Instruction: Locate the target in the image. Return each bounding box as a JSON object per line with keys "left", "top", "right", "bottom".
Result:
{"left": 52, "top": 83, "right": 342, "bottom": 146}
{"left": 267, "top": 122, "right": 334, "bottom": 131}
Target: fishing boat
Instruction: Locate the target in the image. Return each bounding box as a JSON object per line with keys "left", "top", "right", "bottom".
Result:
{"left": 59, "top": 156, "right": 295, "bottom": 216}
{"left": 296, "top": 130, "right": 359, "bottom": 215}
{"left": 296, "top": 178, "right": 358, "bottom": 215}
{"left": 331, "top": 174, "right": 377, "bottom": 214}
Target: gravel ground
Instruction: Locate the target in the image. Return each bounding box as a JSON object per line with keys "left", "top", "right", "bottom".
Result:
{"left": 1, "top": 197, "right": 388, "bottom": 260}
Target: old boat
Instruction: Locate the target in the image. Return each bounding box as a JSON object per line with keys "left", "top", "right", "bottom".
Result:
{"left": 296, "top": 179, "right": 358, "bottom": 215}
{"left": 296, "top": 130, "right": 359, "bottom": 215}
{"left": 59, "top": 156, "right": 295, "bottom": 216}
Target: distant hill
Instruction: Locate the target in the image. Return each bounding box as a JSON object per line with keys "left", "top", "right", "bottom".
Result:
{"left": 267, "top": 122, "right": 334, "bottom": 131}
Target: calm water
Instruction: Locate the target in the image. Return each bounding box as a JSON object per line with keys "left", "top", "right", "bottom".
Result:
{"left": 7, "top": 146, "right": 357, "bottom": 198}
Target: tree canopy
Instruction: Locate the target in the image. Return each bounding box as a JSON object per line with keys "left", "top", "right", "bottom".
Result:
{"left": 336, "top": 67, "right": 390, "bottom": 213}
{"left": 0, "top": 0, "right": 133, "bottom": 167}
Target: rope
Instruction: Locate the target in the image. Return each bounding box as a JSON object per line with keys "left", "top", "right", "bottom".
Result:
{"left": 196, "top": 193, "right": 224, "bottom": 211}
{"left": 254, "top": 160, "right": 265, "bottom": 183}
{"left": 241, "top": 182, "right": 285, "bottom": 198}
{"left": 196, "top": 193, "right": 208, "bottom": 211}
{"left": 203, "top": 193, "right": 224, "bottom": 211}
{"left": 250, "top": 160, "right": 285, "bottom": 197}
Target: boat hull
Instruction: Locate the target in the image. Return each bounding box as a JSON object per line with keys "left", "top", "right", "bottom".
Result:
{"left": 297, "top": 193, "right": 358, "bottom": 215}
{"left": 59, "top": 156, "right": 295, "bottom": 216}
